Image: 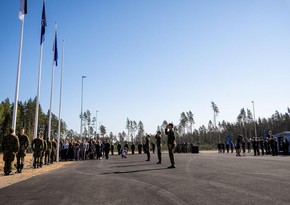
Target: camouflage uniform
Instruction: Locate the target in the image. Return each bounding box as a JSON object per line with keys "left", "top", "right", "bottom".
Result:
{"left": 145, "top": 135, "right": 150, "bottom": 161}
{"left": 165, "top": 123, "right": 176, "bottom": 168}
{"left": 2, "top": 129, "right": 19, "bottom": 175}
{"left": 155, "top": 131, "right": 162, "bottom": 164}
{"left": 40, "top": 139, "right": 48, "bottom": 166}
{"left": 45, "top": 139, "right": 52, "bottom": 165}
{"left": 16, "top": 129, "right": 30, "bottom": 173}
{"left": 50, "top": 139, "right": 57, "bottom": 163}
{"left": 31, "top": 135, "right": 44, "bottom": 168}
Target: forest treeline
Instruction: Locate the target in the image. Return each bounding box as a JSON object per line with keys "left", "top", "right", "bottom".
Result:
{"left": 0, "top": 97, "right": 67, "bottom": 143}
{"left": 1, "top": 98, "right": 290, "bottom": 149}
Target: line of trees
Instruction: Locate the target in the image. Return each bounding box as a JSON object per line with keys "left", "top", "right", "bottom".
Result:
{"left": 0, "top": 97, "right": 67, "bottom": 143}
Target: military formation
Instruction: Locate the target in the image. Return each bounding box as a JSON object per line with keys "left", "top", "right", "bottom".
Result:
{"left": 1, "top": 128, "right": 58, "bottom": 176}
{"left": 217, "top": 131, "right": 290, "bottom": 157}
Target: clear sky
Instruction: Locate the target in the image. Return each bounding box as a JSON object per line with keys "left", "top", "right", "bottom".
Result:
{"left": 1, "top": 0, "right": 290, "bottom": 136}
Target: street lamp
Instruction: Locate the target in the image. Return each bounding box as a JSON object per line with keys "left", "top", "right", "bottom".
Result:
{"left": 96, "top": 110, "right": 98, "bottom": 137}
{"left": 80, "top": 75, "right": 86, "bottom": 140}
{"left": 252, "top": 101, "right": 257, "bottom": 141}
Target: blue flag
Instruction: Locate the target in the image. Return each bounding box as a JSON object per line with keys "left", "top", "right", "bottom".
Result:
{"left": 40, "top": 1, "right": 47, "bottom": 45}
{"left": 53, "top": 32, "right": 58, "bottom": 66}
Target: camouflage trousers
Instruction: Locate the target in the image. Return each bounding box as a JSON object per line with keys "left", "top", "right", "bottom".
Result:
{"left": 168, "top": 144, "right": 175, "bottom": 166}
{"left": 16, "top": 151, "right": 26, "bottom": 171}
{"left": 157, "top": 146, "right": 162, "bottom": 162}
{"left": 3, "top": 152, "right": 16, "bottom": 174}
{"left": 33, "top": 150, "right": 42, "bottom": 168}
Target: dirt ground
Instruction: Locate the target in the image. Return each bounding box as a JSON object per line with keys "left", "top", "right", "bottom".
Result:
{"left": 0, "top": 153, "right": 73, "bottom": 189}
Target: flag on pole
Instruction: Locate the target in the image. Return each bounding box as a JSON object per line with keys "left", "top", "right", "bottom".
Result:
{"left": 53, "top": 31, "right": 58, "bottom": 66}
{"left": 19, "top": 0, "right": 28, "bottom": 20}
{"left": 40, "top": 0, "right": 47, "bottom": 44}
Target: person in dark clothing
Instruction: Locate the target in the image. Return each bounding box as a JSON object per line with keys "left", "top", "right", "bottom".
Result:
{"left": 165, "top": 123, "right": 176, "bottom": 168}
{"left": 131, "top": 144, "right": 135, "bottom": 154}
{"left": 138, "top": 144, "right": 142, "bottom": 154}
{"left": 145, "top": 135, "right": 150, "bottom": 161}
{"left": 117, "top": 143, "right": 121, "bottom": 155}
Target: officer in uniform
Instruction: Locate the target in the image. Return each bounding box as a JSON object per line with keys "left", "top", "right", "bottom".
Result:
{"left": 111, "top": 143, "right": 114, "bottom": 155}
{"left": 31, "top": 132, "right": 44, "bottom": 168}
{"left": 40, "top": 137, "right": 48, "bottom": 166}
{"left": 165, "top": 123, "right": 176, "bottom": 168}
{"left": 145, "top": 135, "right": 151, "bottom": 161}
{"left": 2, "top": 128, "right": 19, "bottom": 175}
{"left": 45, "top": 138, "right": 52, "bottom": 165}
{"left": 16, "top": 128, "right": 29, "bottom": 173}
{"left": 155, "top": 131, "right": 162, "bottom": 164}
{"left": 50, "top": 138, "right": 57, "bottom": 163}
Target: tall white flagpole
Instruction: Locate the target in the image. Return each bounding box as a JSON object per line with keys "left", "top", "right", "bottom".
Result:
{"left": 34, "top": 0, "right": 46, "bottom": 139}
{"left": 12, "top": 0, "right": 27, "bottom": 131}
{"left": 48, "top": 23, "right": 57, "bottom": 141}
{"left": 12, "top": 16, "right": 25, "bottom": 132}
{"left": 57, "top": 40, "right": 64, "bottom": 162}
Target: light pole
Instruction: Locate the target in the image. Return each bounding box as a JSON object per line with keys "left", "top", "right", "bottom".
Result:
{"left": 252, "top": 101, "right": 257, "bottom": 141}
{"left": 80, "top": 76, "right": 86, "bottom": 140}
{"left": 96, "top": 110, "right": 98, "bottom": 137}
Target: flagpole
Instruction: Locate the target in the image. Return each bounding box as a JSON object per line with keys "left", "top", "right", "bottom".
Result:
{"left": 12, "top": 16, "right": 25, "bottom": 132}
{"left": 34, "top": 45, "right": 43, "bottom": 139}
{"left": 48, "top": 23, "right": 57, "bottom": 141}
{"left": 34, "top": 0, "right": 46, "bottom": 139}
{"left": 57, "top": 40, "right": 64, "bottom": 162}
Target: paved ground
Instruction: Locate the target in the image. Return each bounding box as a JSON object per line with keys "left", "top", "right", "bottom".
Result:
{"left": 0, "top": 152, "right": 290, "bottom": 205}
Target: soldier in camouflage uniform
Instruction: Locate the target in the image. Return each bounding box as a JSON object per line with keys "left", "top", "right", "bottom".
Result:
{"left": 16, "top": 128, "right": 30, "bottom": 173}
{"left": 165, "top": 123, "right": 176, "bottom": 169}
{"left": 145, "top": 135, "right": 151, "bottom": 161}
{"left": 155, "top": 131, "right": 162, "bottom": 164}
{"left": 31, "top": 132, "right": 44, "bottom": 168}
{"left": 50, "top": 138, "right": 57, "bottom": 163}
{"left": 2, "top": 128, "right": 19, "bottom": 175}
{"left": 45, "top": 138, "right": 52, "bottom": 165}
{"left": 40, "top": 137, "right": 48, "bottom": 167}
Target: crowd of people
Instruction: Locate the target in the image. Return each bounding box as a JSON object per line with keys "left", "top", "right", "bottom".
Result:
{"left": 217, "top": 131, "right": 289, "bottom": 157}
{"left": 1, "top": 123, "right": 177, "bottom": 176}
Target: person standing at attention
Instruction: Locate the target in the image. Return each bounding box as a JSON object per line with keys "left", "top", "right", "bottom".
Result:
{"left": 165, "top": 123, "right": 176, "bottom": 169}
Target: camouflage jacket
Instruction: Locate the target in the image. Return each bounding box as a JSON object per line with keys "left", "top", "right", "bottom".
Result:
{"left": 31, "top": 138, "right": 44, "bottom": 152}
{"left": 2, "top": 134, "right": 19, "bottom": 153}
{"left": 18, "top": 134, "right": 30, "bottom": 152}
{"left": 165, "top": 129, "right": 175, "bottom": 146}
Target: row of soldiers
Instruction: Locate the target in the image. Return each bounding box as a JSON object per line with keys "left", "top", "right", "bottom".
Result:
{"left": 218, "top": 134, "right": 289, "bottom": 156}
{"left": 1, "top": 127, "right": 58, "bottom": 176}
{"left": 1, "top": 128, "right": 29, "bottom": 175}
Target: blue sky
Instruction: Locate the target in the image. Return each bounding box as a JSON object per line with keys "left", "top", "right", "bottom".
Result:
{"left": 1, "top": 0, "right": 290, "bottom": 136}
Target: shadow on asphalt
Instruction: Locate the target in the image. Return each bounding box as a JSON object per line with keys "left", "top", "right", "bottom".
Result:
{"left": 112, "top": 163, "right": 157, "bottom": 168}
{"left": 101, "top": 167, "right": 168, "bottom": 175}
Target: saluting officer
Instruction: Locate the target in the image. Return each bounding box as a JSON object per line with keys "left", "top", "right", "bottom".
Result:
{"left": 165, "top": 123, "right": 176, "bottom": 169}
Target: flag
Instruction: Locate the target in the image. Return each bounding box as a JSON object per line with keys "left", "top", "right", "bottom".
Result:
{"left": 19, "top": 0, "right": 28, "bottom": 20}
{"left": 53, "top": 32, "right": 58, "bottom": 66}
{"left": 40, "top": 0, "right": 47, "bottom": 45}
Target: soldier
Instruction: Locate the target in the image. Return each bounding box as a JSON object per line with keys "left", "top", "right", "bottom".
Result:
{"left": 2, "top": 128, "right": 19, "bottom": 175}
{"left": 16, "top": 128, "right": 29, "bottom": 173}
{"left": 145, "top": 135, "right": 151, "bottom": 161}
{"left": 31, "top": 132, "right": 44, "bottom": 168}
{"left": 50, "top": 138, "right": 57, "bottom": 163}
{"left": 40, "top": 137, "right": 48, "bottom": 166}
{"left": 45, "top": 138, "right": 52, "bottom": 165}
{"left": 104, "top": 140, "right": 110, "bottom": 159}
{"left": 155, "top": 131, "right": 162, "bottom": 164}
{"left": 165, "top": 123, "right": 176, "bottom": 168}
{"left": 131, "top": 143, "right": 135, "bottom": 154}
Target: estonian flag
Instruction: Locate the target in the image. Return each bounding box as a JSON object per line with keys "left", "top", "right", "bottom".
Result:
{"left": 53, "top": 32, "right": 58, "bottom": 66}
{"left": 19, "top": 0, "right": 27, "bottom": 20}
{"left": 40, "top": 0, "right": 47, "bottom": 45}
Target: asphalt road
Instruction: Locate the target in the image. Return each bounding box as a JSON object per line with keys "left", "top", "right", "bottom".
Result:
{"left": 1, "top": 152, "right": 290, "bottom": 205}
